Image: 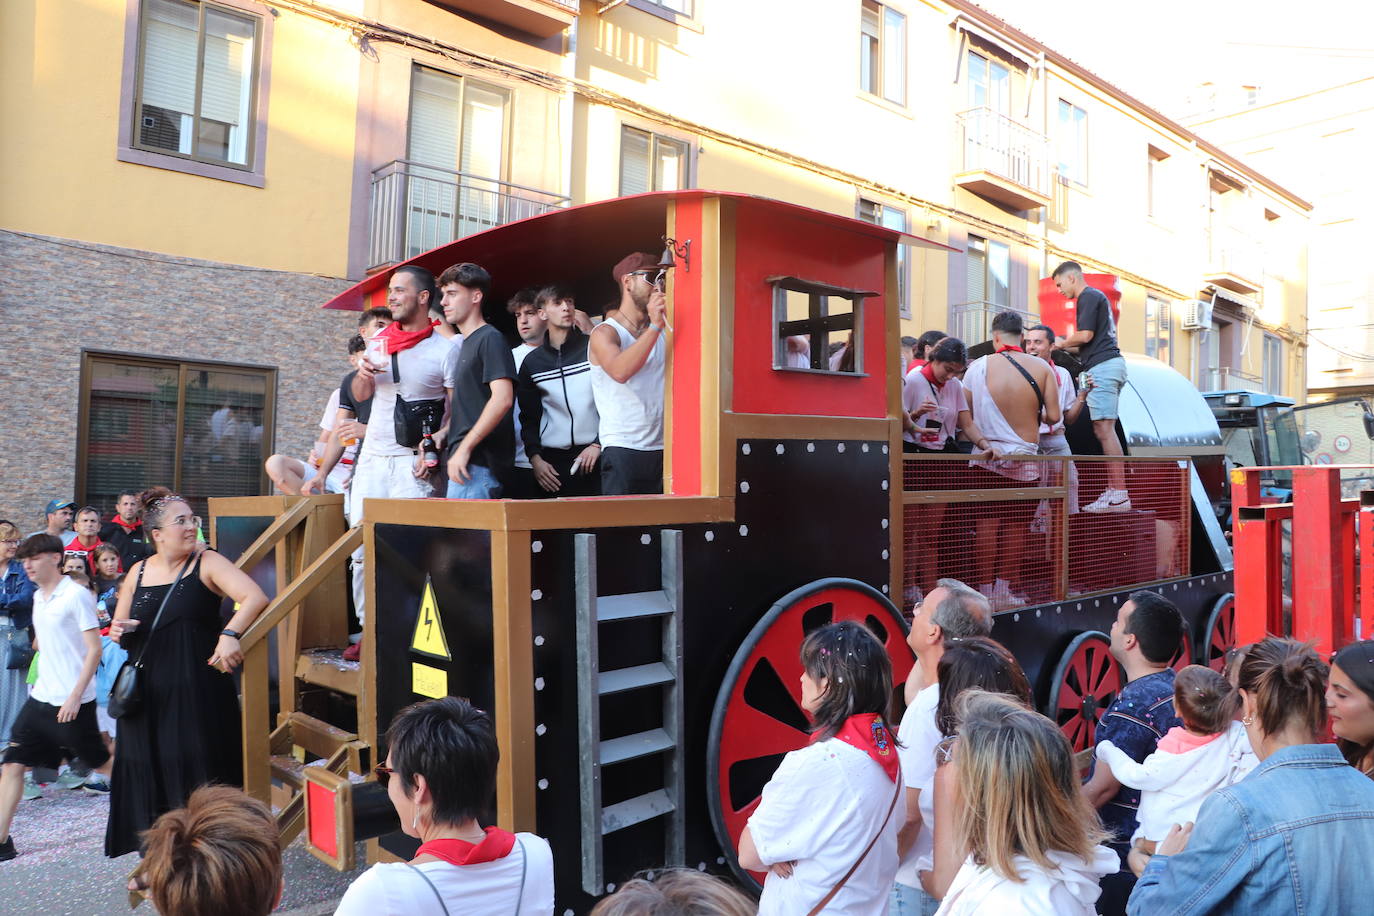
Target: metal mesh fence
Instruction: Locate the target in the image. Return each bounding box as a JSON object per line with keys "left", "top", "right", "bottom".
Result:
{"left": 901, "top": 455, "right": 1191, "bottom": 615}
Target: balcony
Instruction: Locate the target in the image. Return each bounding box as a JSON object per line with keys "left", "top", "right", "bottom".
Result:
{"left": 1205, "top": 227, "right": 1264, "bottom": 295}
{"left": 951, "top": 300, "right": 1038, "bottom": 344}
{"left": 368, "top": 160, "right": 570, "bottom": 270}
{"left": 424, "top": 0, "right": 578, "bottom": 37}
{"left": 954, "top": 108, "right": 1053, "bottom": 211}
{"left": 1201, "top": 366, "right": 1264, "bottom": 393}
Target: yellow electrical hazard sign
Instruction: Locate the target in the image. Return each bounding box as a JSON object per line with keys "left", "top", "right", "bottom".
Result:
{"left": 412, "top": 662, "right": 446, "bottom": 699}
{"left": 410, "top": 577, "right": 451, "bottom": 661}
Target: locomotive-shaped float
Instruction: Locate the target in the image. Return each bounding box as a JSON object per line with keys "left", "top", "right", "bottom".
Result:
{"left": 209, "top": 190, "right": 1236, "bottom": 911}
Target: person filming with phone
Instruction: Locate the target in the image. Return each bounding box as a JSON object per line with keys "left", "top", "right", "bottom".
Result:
{"left": 589, "top": 252, "right": 672, "bottom": 496}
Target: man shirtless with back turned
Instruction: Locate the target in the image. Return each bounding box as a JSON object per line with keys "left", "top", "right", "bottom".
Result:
{"left": 962, "top": 311, "right": 1060, "bottom": 603}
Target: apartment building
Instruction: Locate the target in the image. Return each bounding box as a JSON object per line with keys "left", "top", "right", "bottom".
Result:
{"left": 1187, "top": 77, "right": 1373, "bottom": 401}
{"left": 0, "top": 0, "right": 1310, "bottom": 526}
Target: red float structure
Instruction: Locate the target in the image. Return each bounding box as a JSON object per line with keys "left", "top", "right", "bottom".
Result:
{"left": 206, "top": 191, "right": 1240, "bottom": 911}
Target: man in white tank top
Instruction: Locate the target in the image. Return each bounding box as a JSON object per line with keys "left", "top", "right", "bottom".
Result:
{"left": 589, "top": 252, "right": 671, "bottom": 495}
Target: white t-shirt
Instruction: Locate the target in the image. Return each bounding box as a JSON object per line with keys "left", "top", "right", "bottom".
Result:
{"left": 935, "top": 847, "right": 1119, "bottom": 916}
{"left": 334, "top": 833, "right": 554, "bottom": 916}
{"left": 748, "top": 738, "right": 901, "bottom": 915}
{"left": 316, "top": 388, "right": 357, "bottom": 490}
{"left": 902, "top": 368, "right": 966, "bottom": 448}
{"left": 512, "top": 343, "right": 538, "bottom": 469}
{"left": 361, "top": 333, "right": 452, "bottom": 459}
{"left": 1040, "top": 364, "right": 1076, "bottom": 436}
{"left": 31, "top": 575, "right": 100, "bottom": 706}
{"left": 895, "top": 683, "right": 942, "bottom": 888}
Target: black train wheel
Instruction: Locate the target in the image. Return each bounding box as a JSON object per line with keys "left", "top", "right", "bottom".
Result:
{"left": 1204, "top": 594, "right": 1237, "bottom": 673}
{"left": 706, "top": 578, "right": 914, "bottom": 890}
{"left": 1044, "top": 630, "right": 1123, "bottom": 754}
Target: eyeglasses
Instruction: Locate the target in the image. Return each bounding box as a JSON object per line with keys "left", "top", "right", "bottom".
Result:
{"left": 374, "top": 764, "right": 394, "bottom": 788}
{"left": 0, "top": 539, "right": 18, "bottom": 547}
{"left": 156, "top": 515, "right": 201, "bottom": 530}
{"left": 629, "top": 269, "right": 667, "bottom": 288}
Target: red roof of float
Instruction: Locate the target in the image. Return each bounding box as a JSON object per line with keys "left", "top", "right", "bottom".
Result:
{"left": 323, "top": 190, "right": 956, "bottom": 312}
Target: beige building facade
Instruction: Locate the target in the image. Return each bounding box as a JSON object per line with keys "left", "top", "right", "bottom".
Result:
{"left": 1, "top": 0, "right": 1311, "bottom": 528}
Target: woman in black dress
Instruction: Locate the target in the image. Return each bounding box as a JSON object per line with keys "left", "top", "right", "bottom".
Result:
{"left": 105, "top": 494, "right": 268, "bottom": 858}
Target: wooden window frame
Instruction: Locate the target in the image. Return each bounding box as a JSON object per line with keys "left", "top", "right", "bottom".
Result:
{"left": 770, "top": 276, "right": 878, "bottom": 376}
{"left": 75, "top": 349, "right": 278, "bottom": 507}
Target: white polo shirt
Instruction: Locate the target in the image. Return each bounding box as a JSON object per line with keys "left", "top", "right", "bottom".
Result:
{"left": 31, "top": 574, "right": 100, "bottom": 706}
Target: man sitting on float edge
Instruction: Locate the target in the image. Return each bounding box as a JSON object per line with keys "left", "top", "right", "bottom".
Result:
{"left": 1052, "top": 261, "right": 1131, "bottom": 512}
{"left": 589, "top": 252, "right": 671, "bottom": 496}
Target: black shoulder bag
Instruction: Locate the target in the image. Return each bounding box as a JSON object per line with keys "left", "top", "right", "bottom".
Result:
{"left": 391, "top": 348, "right": 447, "bottom": 450}
{"left": 108, "top": 557, "right": 191, "bottom": 720}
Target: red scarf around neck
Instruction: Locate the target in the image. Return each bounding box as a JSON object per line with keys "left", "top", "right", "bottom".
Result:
{"left": 920, "top": 362, "right": 944, "bottom": 391}
{"left": 110, "top": 516, "right": 141, "bottom": 535}
{"left": 812, "top": 713, "right": 900, "bottom": 783}
{"left": 415, "top": 826, "right": 516, "bottom": 866}
{"left": 378, "top": 319, "right": 438, "bottom": 355}
{"left": 995, "top": 344, "right": 1024, "bottom": 354}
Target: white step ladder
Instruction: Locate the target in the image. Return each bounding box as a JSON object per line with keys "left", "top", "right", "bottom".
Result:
{"left": 574, "top": 529, "right": 685, "bottom": 896}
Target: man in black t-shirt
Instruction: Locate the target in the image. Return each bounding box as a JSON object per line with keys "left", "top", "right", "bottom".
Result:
{"left": 439, "top": 263, "right": 517, "bottom": 499}
{"left": 1052, "top": 261, "right": 1131, "bottom": 512}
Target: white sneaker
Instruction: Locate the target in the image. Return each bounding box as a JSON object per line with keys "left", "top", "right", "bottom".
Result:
{"left": 1083, "top": 488, "right": 1131, "bottom": 513}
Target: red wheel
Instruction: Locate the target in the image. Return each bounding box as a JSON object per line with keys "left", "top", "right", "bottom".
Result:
{"left": 1204, "top": 594, "right": 1237, "bottom": 673}
{"left": 706, "top": 579, "right": 914, "bottom": 889}
{"left": 1044, "top": 631, "right": 1123, "bottom": 754}
{"left": 1169, "top": 630, "right": 1194, "bottom": 673}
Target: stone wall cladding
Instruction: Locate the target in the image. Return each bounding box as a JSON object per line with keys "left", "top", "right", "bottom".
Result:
{"left": 2, "top": 229, "right": 354, "bottom": 531}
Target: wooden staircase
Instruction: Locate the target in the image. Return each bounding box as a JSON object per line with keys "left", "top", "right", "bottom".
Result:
{"left": 210, "top": 495, "right": 367, "bottom": 848}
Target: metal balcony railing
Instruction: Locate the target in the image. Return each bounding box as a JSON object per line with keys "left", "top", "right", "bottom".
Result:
{"left": 368, "top": 160, "right": 570, "bottom": 269}
{"left": 1201, "top": 366, "right": 1264, "bottom": 392}
{"left": 951, "top": 301, "right": 1038, "bottom": 344}
{"left": 1206, "top": 226, "right": 1263, "bottom": 286}
{"left": 956, "top": 107, "right": 1052, "bottom": 198}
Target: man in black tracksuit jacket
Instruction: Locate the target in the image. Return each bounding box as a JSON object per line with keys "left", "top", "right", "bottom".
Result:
{"left": 516, "top": 289, "right": 602, "bottom": 497}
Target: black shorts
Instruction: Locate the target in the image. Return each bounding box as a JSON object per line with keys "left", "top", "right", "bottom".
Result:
{"left": 600, "top": 447, "right": 663, "bottom": 496}
{"left": 2, "top": 698, "right": 110, "bottom": 771}
{"left": 532, "top": 445, "right": 603, "bottom": 498}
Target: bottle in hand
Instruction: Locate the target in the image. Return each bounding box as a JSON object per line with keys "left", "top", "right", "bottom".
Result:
{"left": 421, "top": 422, "right": 439, "bottom": 469}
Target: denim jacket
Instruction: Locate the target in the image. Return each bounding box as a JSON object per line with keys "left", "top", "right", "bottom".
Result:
{"left": 1128, "top": 743, "right": 1374, "bottom": 915}
{"left": 0, "top": 559, "right": 35, "bottom": 630}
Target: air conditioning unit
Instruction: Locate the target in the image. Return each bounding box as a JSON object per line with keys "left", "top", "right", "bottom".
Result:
{"left": 1180, "top": 298, "right": 1213, "bottom": 331}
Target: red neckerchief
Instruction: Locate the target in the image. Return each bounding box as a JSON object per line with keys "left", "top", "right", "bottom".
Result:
{"left": 812, "top": 713, "right": 900, "bottom": 783}
{"left": 907, "top": 358, "right": 925, "bottom": 374}
{"left": 919, "top": 362, "right": 943, "bottom": 391}
{"left": 378, "top": 319, "right": 438, "bottom": 355}
{"left": 414, "top": 827, "right": 517, "bottom": 865}
{"left": 110, "top": 516, "right": 141, "bottom": 535}
{"left": 995, "top": 344, "right": 1024, "bottom": 354}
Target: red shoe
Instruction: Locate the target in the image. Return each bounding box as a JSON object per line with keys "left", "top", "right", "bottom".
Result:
{"left": 342, "top": 641, "right": 361, "bottom": 663}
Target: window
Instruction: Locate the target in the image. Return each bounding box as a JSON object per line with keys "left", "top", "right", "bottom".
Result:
{"left": 78, "top": 353, "right": 275, "bottom": 522}
{"left": 619, "top": 126, "right": 689, "bottom": 195}
{"left": 1145, "top": 296, "right": 1172, "bottom": 365}
{"left": 967, "top": 51, "right": 1010, "bottom": 114}
{"left": 860, "top": 1, "right": 906, "bottom": 106}
{"left": 132, "top": 0, "right": 260, "bottom": 169}
{"left": 1056, "top": 100, "right": 1088, "bottom": 185}
{"left": 772, "top": 278, "right": 874, "bottom": 375}
{"left": 957, "top": 235, "right": 1012, "bottom": 341}
{"left": 405, "top": 67, "right": 510, "bottom": 255}
{"left": 1263, "top": 334, "right": 1284, "bottom": 394}
{"left": 1147, "top": 145, "right": 1169, "bottom": 217}
{"left": 858, "top": 199, "right": 910, "bottom": 319}
{"left": 646, "top": 0, "right": 691, "bottom": 12}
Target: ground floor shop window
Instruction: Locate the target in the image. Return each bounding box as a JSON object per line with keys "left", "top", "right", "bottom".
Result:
{"left": 78, "top": 352, "right": 276, "bottom": 520}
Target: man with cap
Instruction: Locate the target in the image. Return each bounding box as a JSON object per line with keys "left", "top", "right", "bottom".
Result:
{"left": 589, "top": 252, "right": 671, "bottom": 495}
{"left": 28, "top": 501, "right": 75, "bottom": 540}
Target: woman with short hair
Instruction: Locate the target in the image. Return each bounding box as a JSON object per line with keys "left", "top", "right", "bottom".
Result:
{"left": 934, "top": 691, "right": 1117, "bottom": 915}
{"left": 141, "top": 785, "right": 282, "bottom": 916}
{"left": 335, "top": 696, "right": 555, "bottom": 915}
{"left": 1328, "top": 639, "right": 1374, "bottom": 777}
{"left": 738, "top": 620, "right": 902, "bottom": 915}
{"left": 1128, "top": 637, "right": 1374, "bottom": 914}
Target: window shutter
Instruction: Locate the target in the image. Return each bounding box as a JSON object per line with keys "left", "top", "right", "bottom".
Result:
{"left": 620, "top": 127, "right": 651, "bottom": 195}
{"left": 408, "top": 68, "right": 462, "bottom": 170}
{"left": 967, "top": 237, "right": 987, "bottom": 303}
{"left": 141, "top": 0, "right": 198, "bottom": 116}
{"left": 199, "top": 8, "right": 254, "bottom": 126}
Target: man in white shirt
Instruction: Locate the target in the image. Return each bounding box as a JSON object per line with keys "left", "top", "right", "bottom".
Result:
{"left": 1026, "top": 324, "right": 1087, "bottom": 516}
{"left": 0, "top": 535, "right": 110, "bottom": 861}
{"left": 346, "top": 266, "right": 452, "bottom": 643}
{"left": 892, "top": 579, "right": 992, "bottom": 914}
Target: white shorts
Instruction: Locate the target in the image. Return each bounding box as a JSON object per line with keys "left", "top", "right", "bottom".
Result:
{"left": 96, "top": 705, "right": 116, "bottom": 737}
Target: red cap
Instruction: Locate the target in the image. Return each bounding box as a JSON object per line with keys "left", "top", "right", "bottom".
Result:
{"left": 611, "top": 252, "right": 661, "bottom": 285}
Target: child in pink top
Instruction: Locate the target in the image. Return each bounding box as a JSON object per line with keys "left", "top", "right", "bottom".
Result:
{"left": 1096, "top": 665, "right": 1257, "bottom": 875}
